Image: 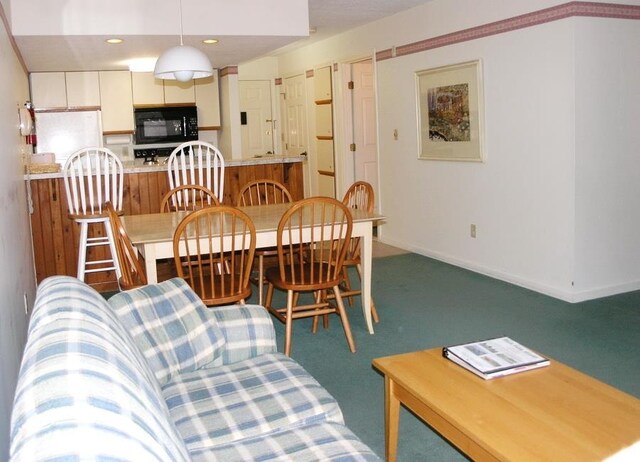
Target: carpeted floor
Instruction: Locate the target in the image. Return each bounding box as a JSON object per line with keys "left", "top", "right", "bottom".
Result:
{"left": 104, "top": 248, "right": 640, "bottom": 460}
{"left": 259, "top": 252, "right": 640, "bottom": 461}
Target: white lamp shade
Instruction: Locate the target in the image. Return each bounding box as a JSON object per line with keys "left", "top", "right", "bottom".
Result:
{"left": 154, "top": 45, "right": 213, "bottom": 82}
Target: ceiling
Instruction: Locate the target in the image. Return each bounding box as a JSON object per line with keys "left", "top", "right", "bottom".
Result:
{"left": 10, "top": 0, "right": 432, "bottom": 72}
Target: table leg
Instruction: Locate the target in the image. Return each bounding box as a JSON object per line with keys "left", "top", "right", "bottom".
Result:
{"left": 141, "top": 244, "right": 158, "bottom": 284}
{"left": 360, "top": 221, "right": 374, "bottom": 334}
{"left": 385, "top": 376, "right": 400, "bottom": 462}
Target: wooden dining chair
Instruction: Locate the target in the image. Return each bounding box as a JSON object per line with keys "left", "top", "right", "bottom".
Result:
{"left": 167, "top": 141, "right": 225, "bottom": 203}
{"left": 236, "top": 179, "right": 293, "bottom": 305}
{"left": 264, "top": 197, "right": 355, "bottom": 356}
{"left": 173, "top": 206, "right": 256, "bottom": 306}
{"left": 339, "top": 181, "right": 379, "bottom": 323}
{"left": 105, "top": 201, "right": 147, "bottom": 290}
{"left": 63, "top": 147, "right": 123, "bottom": 282}
{"left": 160, "top": 184, "right": 220, "bottom": 212}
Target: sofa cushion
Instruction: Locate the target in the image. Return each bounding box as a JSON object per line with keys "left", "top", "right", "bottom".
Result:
{"left": 10, "top": 276, "right": 189, "bottom": 462}
{"left": 109, "top": 278, "right": 226, "bottom": 385}
{"left": 205, "top": 303, "right": 277, "bottom": 364}
{"left": 191, "top": 421, "right": 381, "bottom": 461}
{"left": 162, "top": 352, "right": 344, "bottom": 453}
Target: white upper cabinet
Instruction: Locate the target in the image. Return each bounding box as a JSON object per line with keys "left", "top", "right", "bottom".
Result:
{"left": 164, "top": 80, "right": 196, "bottom": 105}
{"left": 30, "top": 72, "right": 67, "bottom": 109}
{"left": 66, "top": 72, "right": 100, "bottom": 107}
{"left": 194, "top": 72, "right": 221, "bottom": 129}
{"left": 30, "top": 70, "right": 221, "bottom": 133}
{"left": 31, "top": 72, "right": 100, "bottom": 109}
{"left": 131, "top": 72, "right": 164, "bottom": 106}
{"left": 99, "top": 71, "right": 134, "bottom": 133}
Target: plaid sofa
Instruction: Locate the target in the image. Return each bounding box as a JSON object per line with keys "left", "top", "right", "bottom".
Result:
{"left": 10, "top": 276, "right": 380, "bottom": 461}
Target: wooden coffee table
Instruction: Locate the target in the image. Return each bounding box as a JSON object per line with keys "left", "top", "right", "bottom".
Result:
{"left": 373, "top": 348, "right": 640, "bottom": 462}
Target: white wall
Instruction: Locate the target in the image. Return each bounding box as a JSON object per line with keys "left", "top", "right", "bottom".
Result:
{"left": 376, "top": 19, "right": 577, "bottom": 298}
{"left": 218, "top": 72, "right": 242, "bottom": 159}
{"left": 273, "top": 0, "right": 640, "bottom": 301}
{"left": 573, "top": 17, "right": 640, "bottom": 298}
{"left": 0, "top": 11, "right": 36, "bottom": 460}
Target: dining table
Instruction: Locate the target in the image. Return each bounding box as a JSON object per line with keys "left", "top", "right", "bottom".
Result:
{"left": 121, "top": 202, "right": 385, "bottom": 334}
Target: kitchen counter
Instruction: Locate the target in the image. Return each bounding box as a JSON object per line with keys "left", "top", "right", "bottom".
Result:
{"left": 26, "top": 155, "right": 305, "bottom": 291}
{"left": 25, "top": 154, "right": 305, "bottom": 180}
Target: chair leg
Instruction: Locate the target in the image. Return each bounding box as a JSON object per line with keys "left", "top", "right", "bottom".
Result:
{"left": 356, "top": 263, "right": 380, "bottom": 323}
{"left": 311, "top": 291, "right": 320, "bottom": 334}
{"left": 332, "top": 285, "right": 356, "bottom": 353}
{"left": 321, "top": 290, "right": 330, "bottom": 329}
{"left": 76, "top": 221, "right": 89, "bottom": 281}
{"left": 258, "top": 254, "right": 265, "bottom": 305}
{"left": 284, "top": 290, "right": 295, "bottom": 356}
{"left": 103, "top": 221, "right": 122, "bottom": 279}
{"left": 343, "top": 266, "right": 354, "bottom": 306}
{"left": 370, "top": 298, "right": 380, "bottom": 323}
{"left": 265, "top": 282, "right": 275, "bottom": 309}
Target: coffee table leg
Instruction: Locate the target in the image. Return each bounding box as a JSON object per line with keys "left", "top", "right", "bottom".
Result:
{"left": 385, "top": 376, "right": 400, "bottom": 462}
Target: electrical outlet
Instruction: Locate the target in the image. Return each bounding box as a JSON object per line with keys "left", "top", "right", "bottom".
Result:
{"left": 470, "top": 224, "right": 477, "bottom": 238}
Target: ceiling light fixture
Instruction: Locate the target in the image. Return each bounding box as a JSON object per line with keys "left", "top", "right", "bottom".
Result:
{"left": 154, "top": 0, "right": 212, "bottom": 82}
{"left": 202, "top": 39, "right": 218, "bottom": 45}
{"left": 106, "top": 38, "right": 123, "bottom": 44}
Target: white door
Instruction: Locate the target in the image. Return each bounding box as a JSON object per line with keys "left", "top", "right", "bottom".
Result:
{"left": 352, "top": 60, "right": 379, "bottom": 205}
{"left": 239, "top": 80, "right": 274, "bottom": 157}
{"left": 283, "top": 74, "right": 307, "bottom": 156}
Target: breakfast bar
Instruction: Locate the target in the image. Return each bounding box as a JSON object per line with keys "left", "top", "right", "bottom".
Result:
{"left": 26, "top": 155, "right": 305, "bottom": 291}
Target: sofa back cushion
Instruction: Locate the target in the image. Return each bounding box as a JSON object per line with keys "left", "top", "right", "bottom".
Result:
{"left": 10, "top": 276, "right": 189, "bottom": 462}
{"left": 108, "top": 278, "right": 226, "bottom": 385}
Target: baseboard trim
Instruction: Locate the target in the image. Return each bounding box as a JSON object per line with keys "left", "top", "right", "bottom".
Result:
{"left": 378, "top": 238, "right": 640, "bottom": 303}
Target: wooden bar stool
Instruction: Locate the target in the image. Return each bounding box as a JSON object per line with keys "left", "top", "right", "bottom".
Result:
{"left": 63, "top": 147, "right": 123, "bottom": 282}
{"left": 167, "top": 141, "right": 225, "bottom": 203}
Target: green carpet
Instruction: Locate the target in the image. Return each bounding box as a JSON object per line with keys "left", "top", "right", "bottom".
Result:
{"left": 105, "top": 253, "right": 639, "bottom": 460}
{"left": 257, "top": 253, "right": 640, "bottom": 461}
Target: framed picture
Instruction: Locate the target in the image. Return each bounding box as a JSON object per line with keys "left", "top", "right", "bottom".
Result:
{"left": 416, "top": 60, "right": 485, "bottom": 161}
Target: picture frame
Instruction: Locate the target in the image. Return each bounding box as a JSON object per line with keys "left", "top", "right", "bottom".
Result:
{"left": 416, "top": 60, "right": 485, "bottom": 162}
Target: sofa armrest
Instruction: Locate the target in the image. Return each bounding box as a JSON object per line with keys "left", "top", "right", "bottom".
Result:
{"left": 208, "top": 304, "right": 277, "bottom": 364}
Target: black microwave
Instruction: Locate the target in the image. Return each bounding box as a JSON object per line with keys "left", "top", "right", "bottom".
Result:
{"left": 134, "top": 106, "right": 198, "bottom": 145}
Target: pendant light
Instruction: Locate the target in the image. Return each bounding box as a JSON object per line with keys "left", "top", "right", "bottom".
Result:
{"left": 154, "top": 0, "right": 212, "bottom": 82}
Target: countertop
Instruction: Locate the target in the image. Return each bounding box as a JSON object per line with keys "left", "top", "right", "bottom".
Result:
{"left": 25, "top": 155, "right": 306, "bottom": 180}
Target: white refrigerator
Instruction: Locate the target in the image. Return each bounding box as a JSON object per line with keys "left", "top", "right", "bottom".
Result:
{"left": 35, "top": 110, "right": 103, "bottom": 165}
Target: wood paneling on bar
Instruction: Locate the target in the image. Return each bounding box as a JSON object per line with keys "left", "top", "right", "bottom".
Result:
{"left": 29, "top": 162, "right": 303, "bottom": 291}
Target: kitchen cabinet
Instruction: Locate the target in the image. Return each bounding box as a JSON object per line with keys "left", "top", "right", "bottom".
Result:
{"left": 30, "top": 72, "right": 100, "bottom": 109}
{"left": 131, "top": 72, "right": 164, "bottom": 106}
{"left": 31, "top": 70, "right": 221, "bottom": 134}
{"left": 66, "top": 72, "right": 100, "bottom": 107}
{"left": 194, "top": 72, "right": 221, "bottom": 129}
{"left": 99, "top": 71, "right": 134, "bottom": 133}
{"left": 30, "top": 72, "right": 67, "bottom": 109}
{"left": 164, "top": 80, "right": 196, "bottom": 104}
{"left": 27, "top": 159, "right": 304, "bottom": 291}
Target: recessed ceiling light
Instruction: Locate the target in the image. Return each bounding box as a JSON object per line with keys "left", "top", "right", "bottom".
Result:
{"left": 203, "top": 39, "right": 218, "bottom": 45}
{"left": 106, "top": 38, "right": 123, "bottom": 44}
